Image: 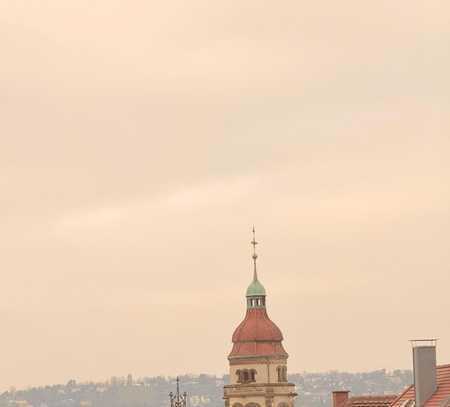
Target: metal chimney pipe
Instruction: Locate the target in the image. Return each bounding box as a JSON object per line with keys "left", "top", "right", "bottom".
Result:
{"left": 411, "top": 339, "right": 437, "bottom": 407}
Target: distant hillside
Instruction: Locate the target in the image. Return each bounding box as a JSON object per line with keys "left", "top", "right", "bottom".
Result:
{"left": 0, "top": 370, "right": 412, "bottom": 407}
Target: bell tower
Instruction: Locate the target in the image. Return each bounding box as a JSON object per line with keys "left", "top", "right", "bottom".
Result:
{"left": 224, "top": 229, "right": 297, "bottom": 407}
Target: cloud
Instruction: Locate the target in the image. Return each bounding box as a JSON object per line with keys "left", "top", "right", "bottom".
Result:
{"left": 1, "top": 0, "right": 450, "bottom": 390}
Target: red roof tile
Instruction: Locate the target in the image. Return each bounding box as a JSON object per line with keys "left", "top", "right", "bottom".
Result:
{"left": 229, "top": 308, "right": 287, "bottom": 359}
{"left": 345, "top": 395, "right": 397, "bottom": 407}
{"left": 232, "top": 308, "right": 283, "bottom": 342}
{"left": 391, "top": 365, "right": 450, "bottom": 407}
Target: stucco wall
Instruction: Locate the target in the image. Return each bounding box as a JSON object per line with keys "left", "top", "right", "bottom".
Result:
{"left": 229, "top": 360, "right": 287, "bottom": 384}
{"left": 229, "top": 396, "right": 266, "bottom": 407}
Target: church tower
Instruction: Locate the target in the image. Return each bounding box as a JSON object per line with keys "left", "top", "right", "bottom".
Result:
{"left": 224, "top": 230, "right": 297, "bottom": 407}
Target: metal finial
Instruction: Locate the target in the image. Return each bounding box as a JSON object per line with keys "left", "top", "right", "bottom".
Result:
{"left": 251, "top": 226, "right": 258, "bottom": 281}
{"left": 169, "top": 377, "right": 187, "bottom": 407}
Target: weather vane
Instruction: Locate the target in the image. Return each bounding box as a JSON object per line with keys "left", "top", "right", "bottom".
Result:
{"left": 169, "top": 377, "right": 187, "bottom": 407}
{"left": 251, "top": 226, "right": 258, "bottom": 280}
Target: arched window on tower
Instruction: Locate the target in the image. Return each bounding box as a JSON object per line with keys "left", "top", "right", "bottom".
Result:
{"left": 277, "top": 366, "right": 287, "bottom": 382}
{"left": 247, "top": 297, "right": 267, "bottom": 308}
{"left": 236, "top": 369, "right": 257, "bottom": 384}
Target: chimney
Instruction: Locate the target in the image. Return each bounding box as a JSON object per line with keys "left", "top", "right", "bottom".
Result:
{"left": 412, "top": 339, "right": 437, "bottom": 407}
{"left": 332, "top": 391, "right": 350, "bottom": 407}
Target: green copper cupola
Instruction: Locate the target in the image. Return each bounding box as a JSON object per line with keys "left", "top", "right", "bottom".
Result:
{"left": 246, "top": 228, "right": 266, "bottom": 308}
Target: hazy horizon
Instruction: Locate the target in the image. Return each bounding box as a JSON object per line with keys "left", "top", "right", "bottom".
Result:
{"left": 5, "top": 368, "right": 413, "bottom": 392}
{"left": 1, "top": 0, "right": 449, "bottom": 391}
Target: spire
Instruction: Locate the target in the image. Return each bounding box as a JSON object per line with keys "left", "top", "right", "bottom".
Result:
{"left": 169, "top": 377, "right": 187, "bottom": 407}
{"left": 246, "top": 227, "right": 266, "bottom": 301}
{"left": 251, "top": 226, "right": 258, "bottom": 282}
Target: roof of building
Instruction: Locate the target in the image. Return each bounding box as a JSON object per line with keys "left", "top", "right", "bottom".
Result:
{"left": 246, "top": 278, "right": 266, "bottom": 297}
{"left": 247, "top": 228, "right": 266, "bottom": 297}
{"left": 228, "top": 340, "right": 287, "bottom": 359}
{"left": 344, "top": 395, "right": 398, "bottom": 407}
{"left": 230, "top": 230, "right": 286, "bottom": 359}
{"left": 232, "top": 308, "right": 283, "bottom": 343}
{"left": 391, "top": 365, "right": 450, "bottom": 407}
{"left": 229, "top": 308, "right": 287, "bottom": 359}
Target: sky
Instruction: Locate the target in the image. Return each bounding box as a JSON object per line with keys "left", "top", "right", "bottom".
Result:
{"left": 1, "top": 0, "right": 450, "bottom": 391}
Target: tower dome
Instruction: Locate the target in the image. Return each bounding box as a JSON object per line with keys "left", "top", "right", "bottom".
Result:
{"left": 223, "top": 229, "right": 297, "bottom": 407}
{"left": 232, "top": 309, "right": 283, "bottom": 343}
{"left": 246, "top": 279, "right": 266, "bottom": 297}
{"left": 228, "top": 229, "right": 288, "bottom": 360}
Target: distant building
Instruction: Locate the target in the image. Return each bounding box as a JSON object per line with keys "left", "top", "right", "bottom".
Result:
{"left": 223, "top": 230, "right": 297, "bottom": 407}
{"left": 127, "top": 374, "right": 133, "bottom": 386}
{"left": 11, "top": 401, "right": 33, "bottom": 407}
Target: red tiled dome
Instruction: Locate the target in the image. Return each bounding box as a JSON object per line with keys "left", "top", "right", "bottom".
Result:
{"left": 232, "top": 308, "right": 283, "bottom": 342}
{"left": 229, "top": 308, "right": 288, "bottom": 359}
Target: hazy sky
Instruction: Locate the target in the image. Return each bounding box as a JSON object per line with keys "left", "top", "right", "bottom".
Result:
{"left": 1, "top": 0, "right": 450, "bottom": 391}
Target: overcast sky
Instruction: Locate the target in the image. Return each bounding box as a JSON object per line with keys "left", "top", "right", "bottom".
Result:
{"left": 1, "top": 0, "right": 450, "bottom": 391}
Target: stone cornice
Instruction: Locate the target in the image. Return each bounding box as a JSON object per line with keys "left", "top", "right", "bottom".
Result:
{"left": 229, "top": 355, "right": 288, "bottom": 365}
{"left": 223, "top": 393, "right": 298, "bottom": 399}
{"left": 224, "top": 383, "right": 296, "bottom": 390}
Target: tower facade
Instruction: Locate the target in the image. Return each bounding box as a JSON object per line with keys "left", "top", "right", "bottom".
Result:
{"left": 224, "top": 231, "right": 297, "bottom": 407}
